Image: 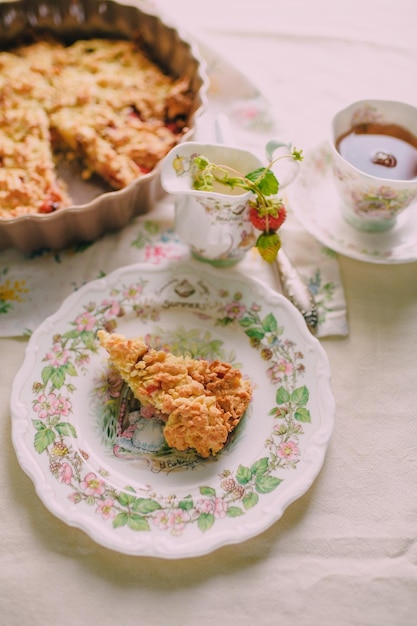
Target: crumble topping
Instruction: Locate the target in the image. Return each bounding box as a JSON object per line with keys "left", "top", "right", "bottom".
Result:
{"left": 98, "top": 330, "right": 253, "bottom": 458}
{"left": 0, "top": 38, "right": 194, "bottom": 218}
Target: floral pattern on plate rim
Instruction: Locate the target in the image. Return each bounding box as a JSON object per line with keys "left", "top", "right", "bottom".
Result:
{"left": 29, "top": 273, "right": 312, "bottom": 538}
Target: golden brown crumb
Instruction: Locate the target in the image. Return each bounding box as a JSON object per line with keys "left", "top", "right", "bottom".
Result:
{"left": 97, "top": 330, "right": 252, "bottom": 458}
{"left": 0, "top": 97, "right": 70, "bottom": 217}
{"left": 0, "top": 38, "right": 193, "bottom": 217}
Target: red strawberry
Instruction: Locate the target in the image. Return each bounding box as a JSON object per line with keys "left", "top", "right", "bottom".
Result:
{"left": 249, "top": 203, "right": 287, "bottom": 232}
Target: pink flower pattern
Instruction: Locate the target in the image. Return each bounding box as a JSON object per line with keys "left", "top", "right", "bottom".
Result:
{"left": 224, "top": 301, "right": 246, "bottom": 320}
{"left": 80, "top": 472, "right": 105, "bottom": 496}
{"left": 102, "top": 299, "right": 121, "bottom": 318}
{"left": 59, "top": 463, "right": 73, "bottom": 484}
{"left": 144, "top": 244, "right": 182, "bottom": 263}
{"left": 152, "top": 508, "right": 191, "bottom": 535}
{"left": 45, "top": 343, "right": 70, "bottom": 367}
{"left": 267, "top": 358, "right": 294, "bottom": 383}
{"left": 122, "top": 284, "right": 143, "bottom": 300}
{"left": 195, "top": 497, "right": 227, "bottom": 519}
{"left": 53, "top": 395, "right": 72, "bottom": 417}
{"left": 34, "top": 392, "right": 63, "bottom": 419}
{"left": 74, "top": 311, "right": 96, "bottom": 332}
{"left": 277, "top": 441, "right": 300, "bottom": 461}
{"left": 96, "top": 497, "right": 116, "bottom": 521}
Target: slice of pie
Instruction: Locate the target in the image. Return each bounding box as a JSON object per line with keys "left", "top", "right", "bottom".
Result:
{"left": 0, "top": 97, "right": 71, "bottom": 218}
{"left": 97, "top": 330, "right": 252, "bottom": 458}
{"left": 50, "top": 103, "right": 177, "bottom": 189}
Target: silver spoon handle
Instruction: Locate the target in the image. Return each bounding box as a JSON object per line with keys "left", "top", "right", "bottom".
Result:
{"left": 273, "top": 249, "right": 319, "bottom": 334}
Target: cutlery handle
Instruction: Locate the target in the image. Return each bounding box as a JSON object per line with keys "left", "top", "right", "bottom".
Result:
{"left": 274, "top": 250, "right": 319, "bottom": 334}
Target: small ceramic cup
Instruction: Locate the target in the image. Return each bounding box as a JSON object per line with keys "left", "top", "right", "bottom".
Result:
{"left": 329, "top": 99, "right": 417, "bottom": 232}
{"left": 160, "top": 141, "right": 299, "bottom": 267}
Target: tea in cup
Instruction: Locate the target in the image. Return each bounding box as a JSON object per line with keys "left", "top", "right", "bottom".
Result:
{"left": 329, "top": 99, "right": 417, "bottom": 231}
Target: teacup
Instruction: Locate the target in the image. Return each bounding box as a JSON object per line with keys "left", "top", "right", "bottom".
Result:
{"left": 329, "top": 99, "right": 417, "bottom": 232}
{"left": 160, "top": 141, "right": 299, "bottom": 267}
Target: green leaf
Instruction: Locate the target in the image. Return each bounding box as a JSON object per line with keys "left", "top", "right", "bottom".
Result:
{"left": 226, "top": 506, "right": 244, "bottom": 517}
{"left": 0, "top": 301, "right": 12, "bottom": 314}
{"left": 34, "top": 428, "right": 55, "bottom": 453}
{"left": 131, "top": 232, "right": 148, "bottom": 249}
{"left": 262, "top": 312, "right": 278, "bottom": 333}
{"left": 244, "top": 328, "right": 265, "bottom": 340}
{"left": 198, "top": 512, "right": 215, "bottom": 532}
{"left": 63, "top": 329, "right": 82, "bottom": 340}
{"left": 81, "top": 331, "right": 97, "bottom": 350}
{"left": 127, "top": 514, "right": 150, "bottom": 531}
{"left": 178, "top": 498, "right": 194, "bottom": 511}
{"left": 32, "top": 420, "right": 47, "bottom": 431}
{"left": 236, "top": 464, "right": 253, "bottom": 485}
{"left": 118, "top": 491, "right": 138, "bottom": 507}
{"left": 144, "top": 219, "right": 160, "bottom": 236}
{"left": 243, "top": 492, "right": 259, "bottom": 510}
{"left": 113, "top": 512, "right": 129, "bottom": 528}
{"left": 132, "top": 498, "right": 162, "bottom": 514}
{"left": 238, "top": 316, "right": 256, "bottom": 328}
{"left": 216, "top": 316, "right": 233, "bottom": 327}
{"left": 64, "top": 362, "right": 78, "bottom": 377}
{"left": 291, "top": 385, "right": 309, "bottom": 406}
{"left": 276, "top": 386, "right": 290, "bottom": 405}
{"left": 200, "top": 486, "right": 216, "bottom": 497}
{"left": 50, "top": 367, "right": 66, "bottom": 390}
{"left": 41, "top": 365, "right": 54, "bottom": 385}
{"left": 197, "top": 339, "right": 223, "bottom": 359}
{"left": 250, "top": 457, "right": 269, "bottom": 477}
{"left": 245, "top": 168, "right": 278, "bottom": 196}
{"left": 55, "top": 422, "right": 77, "bottom": 438}
{"left": 294, "top": 407, "right": 311, "bottom": 423}
{"left": 255, "top": 475, "right": 282, "bottom": 494}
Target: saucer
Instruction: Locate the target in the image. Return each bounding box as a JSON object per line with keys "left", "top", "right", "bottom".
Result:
{"left": 286, "top": 142, "right": 417, "bottom": 264}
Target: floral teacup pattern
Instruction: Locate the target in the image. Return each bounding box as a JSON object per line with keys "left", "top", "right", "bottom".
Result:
{"left": 330, "top": 100, "right": 417, "bottom": 231}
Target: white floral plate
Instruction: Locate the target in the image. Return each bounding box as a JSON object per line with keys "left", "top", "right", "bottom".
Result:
{"left": 11, "top": 261, "right": 334, "bottom": 558}
{"left": 287, "top": 143, "right": 417, "bottom": 264}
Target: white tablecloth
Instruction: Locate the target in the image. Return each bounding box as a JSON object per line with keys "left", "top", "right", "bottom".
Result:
{"left": 1, "top": 1, "right": 417, "bottom": 624}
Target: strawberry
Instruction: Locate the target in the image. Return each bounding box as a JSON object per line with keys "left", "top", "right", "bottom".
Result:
{"left": 249, "top": 203, "right": 287, "bottom": 232}
{"left": 256, "top": 231, "right": 281, "bottom": 262}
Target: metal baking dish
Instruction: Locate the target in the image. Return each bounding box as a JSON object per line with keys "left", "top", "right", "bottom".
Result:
{"left": 0, "top": 0, "right": 208, "bottom": 252}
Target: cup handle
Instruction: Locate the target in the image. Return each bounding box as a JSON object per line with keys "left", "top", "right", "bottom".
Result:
{"left": 265, "top": 139, "right": 292, "bottom": 160}
{"left": 265, "top": 139, "right": 299, "bottom": 189}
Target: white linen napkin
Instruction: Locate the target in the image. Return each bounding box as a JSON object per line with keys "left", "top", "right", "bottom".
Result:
{"left": 278, "top": 208, "right": 349, "bottom": 338}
